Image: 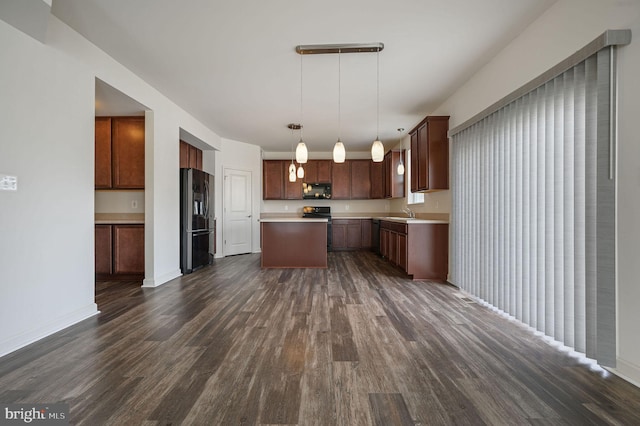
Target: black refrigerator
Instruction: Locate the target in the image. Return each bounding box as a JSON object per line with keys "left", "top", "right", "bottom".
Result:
{"left": 180, "top": 168, "right": 215, "bottom": 274}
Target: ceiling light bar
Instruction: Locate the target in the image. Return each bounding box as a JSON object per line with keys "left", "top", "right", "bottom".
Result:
{"left": 296, "top": 43, "right": 384, "bottom": 55}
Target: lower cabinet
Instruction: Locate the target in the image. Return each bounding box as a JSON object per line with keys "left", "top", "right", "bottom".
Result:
{"left": 332, "top": 219, "right": 373, "bottom": 250}
{"left": 95, "top": 224, "right": 144, "bottom": 280}
{"left": 380, "top": 220, "right": 448, "bottom": 280}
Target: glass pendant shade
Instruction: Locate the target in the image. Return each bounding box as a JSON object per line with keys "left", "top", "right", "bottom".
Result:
{"left": 289, "top": 170, "right": 296, "bottom": 182}
{"left": 397, "top": 162, "right": 405, "bottom": 175}
{"left": 333, "top": 140, "right": 346, "bottom": 163}
{"left": 295, "top": 141, "right": 308, "bottom": 163}
{"left": 371, "top": 139, "right": 384, "bottom": 162}
{"left": 288, "top": 162, "right": 296, "bottom": 174}
{"left": 297, "top": 165, "right": 304, "bottom": 179}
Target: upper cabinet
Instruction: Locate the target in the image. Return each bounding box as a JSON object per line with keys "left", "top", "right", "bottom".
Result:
{"left": 350, "top": 160, "right": 371, "bottom": 199}
{"left": 112, "top": 117, "right": 145, "bottom": 189}
{"left": 331, "top": 161, "right": 351, "bottom": 200}
{"left": 95, "top": 117, "right": 145, "bottom": 189}
{"left": 304, "top": 160, "right": 332, "bottom": 183}
{"left": 383, "top": 150, "right": 405, "bottom": 199}
{"left": 263, "top": 160, "right": 303, "bottom": 200}
{"left": 370, "top": 161, "right": 384, "bottom": 199}
{"left": 95, "top": 117, "right": 112, "bottom": 189}
{"left": 409, "top": 116, "right": 449, "bottom": 192}
{"left": 179, "top": 140, "right": 203, "bottom": 171}
{"left": 262, "top": 158, "right": 400, "bottom": 200}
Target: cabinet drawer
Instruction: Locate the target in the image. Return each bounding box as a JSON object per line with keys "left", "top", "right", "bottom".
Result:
{"left": 380, "top": 220, "right": 407, "bottom": 235}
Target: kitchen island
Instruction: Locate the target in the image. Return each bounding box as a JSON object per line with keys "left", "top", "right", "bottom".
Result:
{"left": 260, "top": 218, "right": 328, "bottom": 268}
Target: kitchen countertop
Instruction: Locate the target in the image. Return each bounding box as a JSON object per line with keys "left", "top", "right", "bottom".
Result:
{"left": 95, "top": 213, "right": 145, "bottom": 224}
{"left": 375, "top": 217, "right": 449, "bottom": 224}
{"left": 259, "top": 218, "right": 328, "bottom": 223}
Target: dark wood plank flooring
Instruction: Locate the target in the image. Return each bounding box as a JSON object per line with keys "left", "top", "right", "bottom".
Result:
{"left": 1, "top": 251, "right": 640, "bottom": 425}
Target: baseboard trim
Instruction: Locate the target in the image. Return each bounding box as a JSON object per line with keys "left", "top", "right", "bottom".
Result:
{"left": 0, "top": 303, "right": 98, "bottom": 358}
{"left": 609, "top": 357, "right": 640, "bottom": 388}
{"left": 142, "top": 269, "right": 182, "bottom": 288}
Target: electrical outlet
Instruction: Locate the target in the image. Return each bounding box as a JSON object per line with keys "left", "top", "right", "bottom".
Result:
{"left": 284, "top": 205, "right": 289, "bottom": 211}
{"left": 435, "top": 201, "right": 439, "bottom": 209}
{"left": 345, "top": 204, "right": 350, "bottom": 211}
{"left": 132, "top": 200, "right": 138, "bottom": 209}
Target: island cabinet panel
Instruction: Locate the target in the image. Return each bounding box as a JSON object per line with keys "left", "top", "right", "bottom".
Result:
{"left": 304, "top": 160, "right": 332, "bottom": 183}
{"left": 331, "top": 161, "right": 351, "bottom": 199}
{"left": 410, "top": 116, "right": 449, "bottom": 192}
{"left": 263, "top": 160, "right": 284, "bottom": 200}
{"left": 370, "top": 161, "right": 384, "bottom": 199}
{"left": 350, "top": 160, "right": 371, "bottom": 199}
{"left": 112, "top": 117, "right": 145, "bottom": 189}
{"left": 261, "top": 221, "right": 327, "bottom": 268}
{"left": 95, "top": 117, "right": 112, "bottom": 189}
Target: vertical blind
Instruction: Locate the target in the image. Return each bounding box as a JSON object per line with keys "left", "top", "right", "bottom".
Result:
{"left": 450, "top": 32, "right": 629, "bottom": 366}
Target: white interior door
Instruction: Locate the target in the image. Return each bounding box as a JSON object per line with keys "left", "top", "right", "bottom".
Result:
{"left": 224, "top": 169, "right": 252, "bottom": 256}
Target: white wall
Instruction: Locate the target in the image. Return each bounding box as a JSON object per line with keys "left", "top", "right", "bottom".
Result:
{"left": 0, "top": 11, "right": 226, "bottom": 355}
{"left": 219, "top": 138, "right": 263, "bottom": 255}
{"left": 431, "top": 0, "right": 640, "bottom": 384}
{"left": 0, "top": 17, "right": 97, "bottom": 355}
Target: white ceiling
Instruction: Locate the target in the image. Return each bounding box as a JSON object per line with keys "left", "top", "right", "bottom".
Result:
{"left": 51, "top": 0, "right": 557, "bottom": 153}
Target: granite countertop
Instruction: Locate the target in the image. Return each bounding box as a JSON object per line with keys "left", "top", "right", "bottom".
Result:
{"left": 95, "top": 213, "right": 145, "bottom": 224}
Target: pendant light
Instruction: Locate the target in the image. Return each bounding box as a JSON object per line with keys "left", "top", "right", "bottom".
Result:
{"left": 295, "top": 53, "right": 308, "bottom": 164}
{"left": 333, "top": 49, "right": 346, "bottom": 163}
{"left": 371, "top": 49, "right": 384, "bottom": 162}
{"left": 397, "top": 128, "right": 405, "bottom": 175}
{"left": 287, "top": 123, "right": 300, "bottom": 182}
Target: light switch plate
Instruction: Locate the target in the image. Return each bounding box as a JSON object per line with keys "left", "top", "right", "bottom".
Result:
{"left": 0, "top": 174, "right": 17, "bottom": 191}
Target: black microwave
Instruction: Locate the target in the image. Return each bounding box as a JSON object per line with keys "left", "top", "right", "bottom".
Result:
{"left": 302, "top": 183, "right": 331, "bottom": 199}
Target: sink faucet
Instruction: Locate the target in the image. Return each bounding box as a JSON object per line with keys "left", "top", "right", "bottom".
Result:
{"left": 402, "top": 207, "right": 415, "bottom": 218}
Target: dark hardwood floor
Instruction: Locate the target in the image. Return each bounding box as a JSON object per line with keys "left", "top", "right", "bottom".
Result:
{"left": 1, "top": 251, "right": 640, "bottom": 425}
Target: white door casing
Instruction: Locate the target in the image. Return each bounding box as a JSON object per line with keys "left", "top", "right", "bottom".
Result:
{"left": 223, "top": 168, "right": 252, "bottom": 256}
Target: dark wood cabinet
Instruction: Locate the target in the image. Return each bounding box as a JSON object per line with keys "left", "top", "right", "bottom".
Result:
{"left": 95, "top": 118, "right": 112, "bottom": 189}
{"left": 113, "top": 225, "right": 145, "bottom": 274}
{"left": 179, "top": 140, "right": 190, "bottom": 168}
{"left": 96, "top": 224, "right": 144, "bottom": 280}
{"left": 284, "top": 172, "right": 302, "bottom": 199}
{"left": 263, "top": 160, "right": 284, "bottom": 200}
{"left": 350, "top": 160, "right": 371, "bottom": 199}
{"left": 112, "top": 117, "right": 145, "bottom": 189}
{"left": 409, "top": 116, "right": 449, "bottom": 192}
{"left": 304, "top": 160, "right": 332, "bottom": 183}
{"left": 95, "top": 117, "right": 145, "bottom": 189}
{"left": 361, "top": 219, "right": 372, "bottom": 249}
{"left": 332, "top": 219, "right": 372, "bottom": 250}
{"left": 370, "top": 161, "right": 384, "bottom": 199}
{"left": 380, "top": 220, "right": 448, "bottom": 280}
{"left": 331, "top": 161, "right": 351, "bottom": 200}
{"left": 180, "top": 140, "right": 203, "bottom": 171}
{"left": 383, "top": 150, "right": 405, "bottom": 199}
{"left": 95, "top": 224, "right": 112, "bottom": 275}
{"left": 263, "top": 160, "right": 303, "bottom": 200}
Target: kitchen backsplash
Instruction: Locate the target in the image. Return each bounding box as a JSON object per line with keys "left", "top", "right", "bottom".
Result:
{"left": 95, "top": 190, "right": 145, "bottom": 213}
